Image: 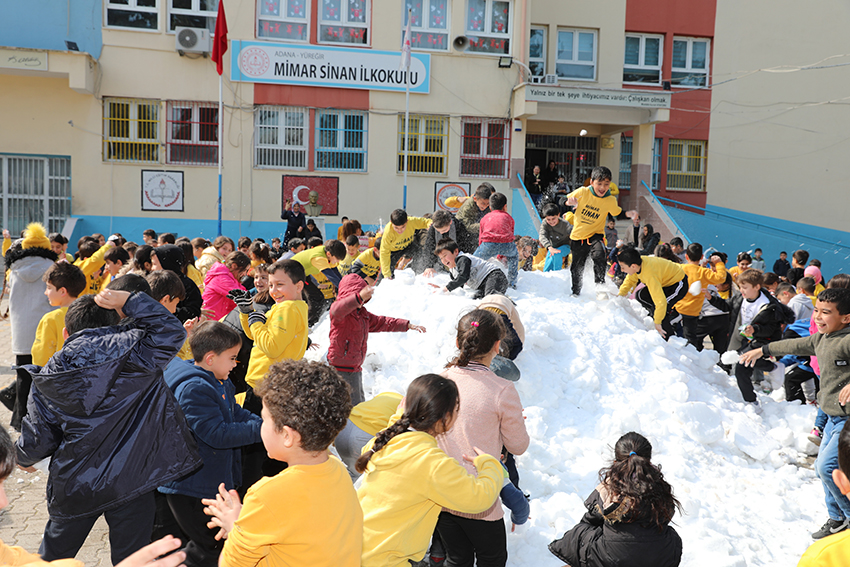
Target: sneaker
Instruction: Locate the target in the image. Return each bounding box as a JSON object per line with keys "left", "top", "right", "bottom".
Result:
{"left": 813, "top": 518, "right": 849, "bottom": 539}
{"left": 808, "top": 427, "right": 824, "bottom": 446}
{"left": 748, "top": 400, "right": 763, "bottom": 415}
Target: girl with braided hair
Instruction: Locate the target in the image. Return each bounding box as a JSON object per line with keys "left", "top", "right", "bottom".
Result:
{"left": 356, "top": 374, "right": 503, "bottom": 567}
{"left": 435, "top": 308, "right": 530, "bottom": 567}
{"left": 549, "top": 432, "right": 683, "bottom": 567}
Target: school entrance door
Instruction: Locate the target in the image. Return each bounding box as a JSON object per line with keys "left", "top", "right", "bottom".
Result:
{"left": 524, "top": 135, "right": 598, "bottom": 187}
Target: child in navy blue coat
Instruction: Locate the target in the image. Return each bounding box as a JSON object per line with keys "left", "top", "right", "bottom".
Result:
{"left": 159, "top": 321, "right": 262, "bottom": 567}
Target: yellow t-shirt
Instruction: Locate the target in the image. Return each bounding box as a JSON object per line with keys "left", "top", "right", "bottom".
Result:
{"left": 241, "top": 300, "right": 309, "bottom": 389}
{"left": 74, "top": 244, "right": 110, "bottom": 296}
{"left": 618, "top": 256, "right": 686, "bottom": 324}
{"left": 379, "top": 217, "right": 432, "bottom": 278}
{"left": 798, "top": 530, "right": 850, "bottom": 567}
{"left": 351, "top": 249, "right": 381, "bottom": 279}
{"left": 31, "top": 307, "right": 68, "bottom": 367}
{"left": 221, "top": 457, "right": 362, "bottom": 567}
{"left": 0, "top": 539, "right": 81, "bottom": 567}
{"left": 676, "top": 262, "right": 727, "bottom": 317}
{"left": 567, "top": 186, "right": 622, "bottom": 241}
{"left": 349, "top": 392, "right": 403, "bottom": 436}
{"left": 338, "top": 253, "right": 357, "bottom": 276}
{"left": 187, "top": 264, "right": 204, "bottom": 292}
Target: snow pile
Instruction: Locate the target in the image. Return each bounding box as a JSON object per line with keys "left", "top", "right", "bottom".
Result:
{"left": 307, "top": 268, "right": 823, "bottom": 566}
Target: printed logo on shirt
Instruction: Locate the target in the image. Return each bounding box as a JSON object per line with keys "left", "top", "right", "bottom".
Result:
{"left": 836, "top": 360, "right": 848, "bottom": 367}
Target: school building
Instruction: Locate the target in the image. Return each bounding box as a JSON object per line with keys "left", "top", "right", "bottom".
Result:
{"left": 0, "top": 0, "right": 847, "bottom": 273}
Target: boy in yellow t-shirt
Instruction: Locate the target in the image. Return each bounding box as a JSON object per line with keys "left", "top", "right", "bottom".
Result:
{"left": 379, "top": 209, "right": 431, "bottom": 280}
{"left": 565, "top": 166, "right": 636, "bottom": 297}
{"left": 74, "top": 239, "right": 114, "bottom": 296}
{"left": 203, "top": 359, "right": 362, "bottom": 567}
{"left": 617, "top": 247, "right": 688, "bottom": 340}
{"left": 32, "top": 263, "right": 87, "bottom": 367}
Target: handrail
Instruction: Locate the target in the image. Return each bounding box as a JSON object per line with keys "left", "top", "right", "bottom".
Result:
{"left": 515, "top": 173, "right": 542, "bottom": 233}
{"left": 653, "top": 191, "right": 850, "bottom": 252}
{"left": 640, "top": 180, "right": 689, "bottom": 242}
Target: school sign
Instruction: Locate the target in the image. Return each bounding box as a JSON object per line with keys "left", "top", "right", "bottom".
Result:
{"left": 230, "top": 40, "right": 431, "bottom": 94}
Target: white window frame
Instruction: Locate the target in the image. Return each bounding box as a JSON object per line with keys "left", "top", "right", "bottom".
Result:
{"left": 671, "top": 36, "right": 710, "bottom": 87}
{"left": 529, "top": 25, "right": 546, "bottom": 77}
{"left": 257, "top": 0, "right": 311, "bottom": 42}
{"left": 465, "top": 0, "right": 513, "bottom": 56}
{"left": 556, "top": 28, "right": 597, "bottom": 81}
{"left": 104, "top": 0, "right": 160, "bottom": 31}
{"left": 103, "top": 97, "right": 161, "bottom": 164}
{"left": 623, "top": 33, "right": 663, "bottom": 86}
{"left": 315, "top": 110, "right": 368, "bottom": 172}
{"left": 166, "top": 101, "right": 219, "bottom": 166}
{"left": 0, "top": 155, "right": 73, "bottom": 236}
{"left": 254, "top": 106, "right": 309, "bottom": 170}
{"left": 402, "top": 0, "right": 451, "bottom": 52}
{"left": 167, "top": 0, "right": 217, "bottom": 33}
{"left": 319, "top": 0, "right": 370, "bottom": 46}
{"left": 459, "top": 118, "right": 510, "bottom": 179}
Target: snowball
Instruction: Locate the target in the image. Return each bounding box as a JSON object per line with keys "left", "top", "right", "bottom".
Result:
{"left": 721, "top": 350, "right": 741, "bottom": 365}
{"left": 689, "top": 280, "right": 703, "bottom": 296}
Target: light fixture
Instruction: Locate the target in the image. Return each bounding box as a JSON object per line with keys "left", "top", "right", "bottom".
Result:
{"left": 498, "top": 56, "right": 513, "bottom": 68}
{"left": 579, "top": 129, "right": 588, "bottom": 137}
{"left": 65, "top": 40, "right": 79, "bottom": 51}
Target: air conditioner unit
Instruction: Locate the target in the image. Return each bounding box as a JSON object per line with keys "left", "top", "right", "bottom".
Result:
{"left": 175, "top": 27, "right": 211, "bottom": 55}
{"left": 544, "top": 74, "right": 558, "bottom": 84}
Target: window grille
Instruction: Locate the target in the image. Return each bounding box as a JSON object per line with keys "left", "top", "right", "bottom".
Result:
{"left": 667, "top": 139, "right": 706, "bottom": 191}
{"left": 460, "top": 118, "right": 509, "bottom": 179}
{"left": 103, "top": 98, "right": 160, "bottom": 164}
{"left": 167, "top": 101, "right": 219, "bottom": 166}
{"left": 0, "top": 155, "right": 72, "bottom": 235}
{"left": 255, "top": 106, "right": 309, "bottom": 170}
{"left": 397, "top": 114, "right": 449, "bottom": 175}
{"left": 315, "top": 110, "right": 368, "bottom": 172}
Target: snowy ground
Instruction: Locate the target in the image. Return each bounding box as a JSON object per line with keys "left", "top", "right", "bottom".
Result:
{"left": 307, "top": 268, "right": 824, "bottom": 567}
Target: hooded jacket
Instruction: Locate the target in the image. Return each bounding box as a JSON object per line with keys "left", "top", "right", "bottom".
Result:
{"left": 159, "top": 358, "right": 261, "bottom": 499}
{"left": 5, "top": 244, "right": 57, "bottom": 355}
{"left": 154, "top": 244, "right": 203, "bottom": 323}
{"left": 196, "top": 246, "right": 224, "bottom": 277}
{"left": 202, "top": 262, "right": 245, "bottom": 321}
{"left": 788, "top": 292, "right": 815, "bottom": 322}
{"left": 727, "top": 288, "right": 795, "bottom": 351}
{"left": 15, "top": 293, "right": 201, "bottom": 520}
{"left": 328, "top": 274, "right": 409, "bottom": 372}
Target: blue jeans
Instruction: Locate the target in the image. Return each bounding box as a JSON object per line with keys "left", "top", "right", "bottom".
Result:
{"left": 544, "top": 245, "right": 570, "bottom": 272}
{"left": 816, "top": 415, "right": 850, "bottom": 520}
{"left": 816, "top": 407, "right": 828, "bottom": 431}
{"left": 474, "top": 242, "right": 518, "bottom": 287}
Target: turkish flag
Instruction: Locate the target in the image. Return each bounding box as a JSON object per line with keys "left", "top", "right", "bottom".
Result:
{"left": 211, "top": 0, "right": 228, "bottom": 75}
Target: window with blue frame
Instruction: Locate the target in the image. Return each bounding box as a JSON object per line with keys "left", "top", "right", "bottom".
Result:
{"left": 315, "top": 110, "right": 368, "bottom": 172}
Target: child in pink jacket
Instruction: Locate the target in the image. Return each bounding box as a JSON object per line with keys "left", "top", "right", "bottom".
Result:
{"left": 202, "top": 251, "right": 250, "bottom": 320}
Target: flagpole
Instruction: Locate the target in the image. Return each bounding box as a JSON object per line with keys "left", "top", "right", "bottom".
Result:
{"left": 217, "top": 73, "right": 223, "bottom": 237}
{"left": 402, "top": 8, "right": 411, "bottom": 210}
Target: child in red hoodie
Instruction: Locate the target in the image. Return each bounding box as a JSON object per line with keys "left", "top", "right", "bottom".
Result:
{"left": 474, "top": 192, "right": 518, "bottom": 288}
{"left": 328, "top": 274, "right": 425, "bottom": 404}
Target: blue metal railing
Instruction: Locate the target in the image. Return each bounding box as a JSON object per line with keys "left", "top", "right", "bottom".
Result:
{"left": 640, "top": 180, "right": 690, "bottom": 242}
{"left": 514, "top": 173, "right": 542, "bottom": 235}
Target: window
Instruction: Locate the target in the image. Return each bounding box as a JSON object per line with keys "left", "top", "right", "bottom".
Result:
{"left": 460, "top": 118, "right": 509, "bottom": 178}
{"left": 529, "top": 26, "right": 546, "bottom": 76}
{"left": 103, "top": 98, "right": 160, "bottom": 163}
{"left": 0, "top": 155, "right": 72, "bottom": 235}
{"left": 619, "top": 137, "right": 661, "bottom": 191}
{"left": 397, "top": 114, "right": 448, "bottom": 175}
{"left": 466, "top": 0, "right": 511, "bottom": 55}
{"left": 667, "top": 139, "right": 706, "bottom": 191}
{"left": 167, "top": 101, "right": 218, "bottom": 166}
{"left": 315, "top": 110, "right": 368, "bottom": 171}
{"left": 320, "top": 0, "right": 368, "bottom": 45}
{"left": 403, "top": 0, "right": 450, "bottom": 51}
{"left": 671, "top": 36, "right": 709, "bottom": 87}
{"left": 556, "top": 28, "right": 596, "bottom": 80}
{"left": 258, "top": 0, "right": 309, "bottom": 41}
{"left": 169, "top": 0, "right": 218, "bottom": 33}
{"left": 623, "top": 33, "right": 662, "bottom": 85}
{"left": 255, "top": 106, "right": 309, "bottom": 169}
{"left": 106, "top": 0, "right": 158, "bottom": 30}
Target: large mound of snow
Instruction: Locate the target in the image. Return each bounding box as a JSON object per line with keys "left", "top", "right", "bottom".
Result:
{"left": 307, "top": 268, "right": 823, "bottom": 566}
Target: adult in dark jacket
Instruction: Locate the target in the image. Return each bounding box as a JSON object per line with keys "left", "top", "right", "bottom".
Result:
{"left": 327, "top": 274, "right": 424, "bottom": 404}
{"left": 421, "top": 210, "right": 476, "bottom": 273}
{"left": 16, "top": 291, "right": 201, "bottom": 564}
{"left": 639, "top": 223, "right": 661, "bottom": 256}
{"left": 280, "top": 200, "right": 307, "bottom": 244}
{"left": 152, "top": 244, "right": 203, "bottom": 323}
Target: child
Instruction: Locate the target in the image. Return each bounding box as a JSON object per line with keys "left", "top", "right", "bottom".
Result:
{"left": 777, "top": 282, "right": 814, "bottom": 322}
{"left": 676, "top": 243, "right": 727, "bottom": 350}
{"left": 729, "top": 268, "right": 794, "bottom": 404}
{"left": 196, "top": 236, "right": 235, "bottom": 277}
{"left": 728, "top": 252, "right": 753, "bottom": 285}
{"left": 48, "top": 232, "right": 74, "bottom": 263}
{"left": 764, "top": 271, "right": 780, "bottom": 295}
{"left": 158, "top": 233, "right": 176, "bottom": 246}
{"left": 142, "top": 228, "right": 157, "bottom": 246}
{"left": 617, "top": 247, "right": 688, "bottom": 339}
{"left": 669, "top": 237, "right": 686, "bottom": 262}
{"left": 752, "top": 247, "right": 766, "bottom": 271}
{"left": 203, "top": 359, "right": 362, "bottom": 567}
{"left": 474, "top": 192, "right": 518, "bottom": 288}
{"left": 16, "top": 290, "right": 201, "bottom": 564}
{"left": 152, "top": 244, "right": 203, "bottom": 323}
{"left": 423, "top": 210, "right": 476, "bottom": 275}
{"left": 102, "top": 246, "right": 131, "bottom": 291}
{"left": 334, "top": 391, "right": 403, "bottom": 478}
{"left": 146, "top": 270, "right": 186, "bottom": 315}
{"left": 202, "top": 251, "right": 250, "bottom": 321}
{"left": 565, "top": 166, "right": 634, "bottom": 296}
{"left": 338, "top": 234, "right": 360, "bottom": 276}
{"left": 32, "top": 263, "right": 87, "bottom": 367}
{"left": 280, "top": 237, "right": 305, "bottom": 260}
{"left": 291, "top": 240, "right": 346, "bottom": 326}
{"left": 798, "top": 276, "right": 819, "bottom": 306}
{"left": 774, "top": 251, "right": 791, "bottom": 278}
{"left": 805, "top": 266, "right": 826, "bottom": 297}
{"left": 380, "top": 209, "right": 432, "bottom": 279}
{"left": 356, "top": 374, "right": 503, "bottom": 567}
{"left": 604, "top": 218, "right": 618, "bottom": 251}
{"left": 447, "top": 183, "right": 493, "bottom": 242}
{"left": 74, "top": 238, "right": 114, "bottom": 296}
{"left": 741, "top": 288, "right": 850, "bottom": 539}
{"left": 538, "top": 203, "right": 572, "bottom": 272}
{"left": 436, "top": 310, "right": 529, "bottom": 566}
{"left": 160, "top": 321, "right": 262, "bottom": 567}
{"left": 329, "top": 274, "right": 425, "bottom": 404}
{"left": 350, "top": 239, "right": 382, "bottom": 285}
{"left": 431, "top": 238, "right": 508, "bottom": 299}
{"left": 548, "top": 432, "right": 683, "bottom": 567}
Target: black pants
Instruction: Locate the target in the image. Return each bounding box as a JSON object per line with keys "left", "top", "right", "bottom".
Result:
{"left": 734, "top": 345, "right": 775, "bottom": 403}
{"left": 303, "top": 280, "right": 328, "bottom": 327}
{"left": 436, "top": 512, "right": 507, "bottom": 567}
{"left": 693, "top": 313, "right": 731, "bottom": 354}
{"left": 240, "top": 387, "right": 286, "bottom": 496}
{"left": 785, "top": 365, "right": 819, "bottom": 404}
{"left": 569, "top": 235, "right": 606, "bottom": 295}
{"left": 167, "top": 493, "right": 223, "bottom": 567}
{"left": 39, "top": 491, "right": 155, "bottom": 565}
{"left": 635, "top": 279, "right": 689, "bottom": 339}
{"left": 11, "top": 354, "right": 32, "bottom": 431}
{"left": 152, "top": 491, "right": 186, "bottom": 542}
{"left": 389, "top": 239, "right": 424, "bottom": 277}
{"left": 473, "top": 270, "right": 508, "bottom": 299}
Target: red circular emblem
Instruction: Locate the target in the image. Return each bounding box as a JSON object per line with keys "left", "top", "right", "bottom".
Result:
{"left": 240, "top": 47, "right": 270, "bottom": 77}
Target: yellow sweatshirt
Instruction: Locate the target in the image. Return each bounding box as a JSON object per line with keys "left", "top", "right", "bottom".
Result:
{"left": 338, "top": 252, "right": 357, "bottom": 276}
{"left": 676, "top": 262, "right": 727, "bottom": 317}
{"left": 618, "top": 256, "right": 686, "bottom": 324}
{"left": 351, "top": 248, "right": 381, "bottom": 278}
{"left": 74, "top": 244, "right": 110, "bottom": 296}
{"left": 358, "top": 431, "right": 502, "bottom": 567}
{"left": 31, "top": 307, "right": 68, "bottom": 366}
{"left": 349, "top": 392, "right": 403, "bottom": 436}
{"left": 221, "top": 456, "right": 362, "bottom": 567}
{"left": 241, "top": 300, "right": 309, "bottom": 389}
{"left": 798, "top": 529, "right": 850, "bottom": 567}
{"left": 0, "top": 539, "right": 81, "bottom": 567}
{"left": 567, "top": 186, "right": 622, "bottom": 241}
{"left": 187, "top": 264, "right": 204, "bottom": 292}
{"left": 379, "top": 217, "right": 432, "bottom": 278}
